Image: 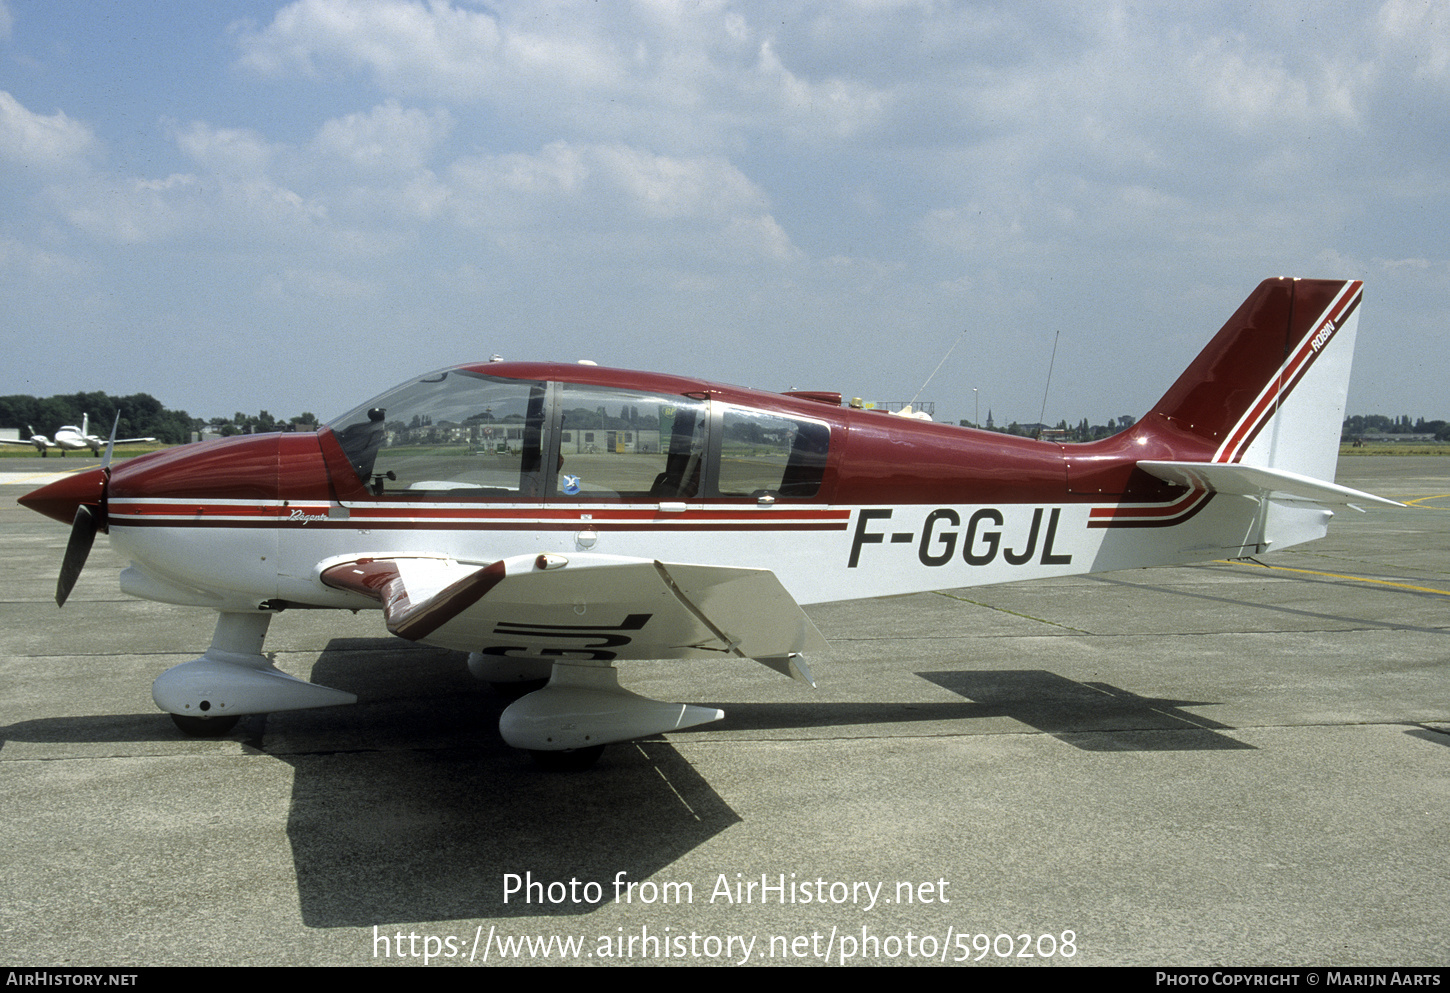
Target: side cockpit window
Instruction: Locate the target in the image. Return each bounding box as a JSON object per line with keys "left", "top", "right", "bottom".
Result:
{"left": 555, "top": 386, "right": 706, "bottom": 499}
{"left": 327, "top": 371, "right": 547, "bottom": 498}
{"left": 715, "top": 407, "right": 830, "bottom": 499}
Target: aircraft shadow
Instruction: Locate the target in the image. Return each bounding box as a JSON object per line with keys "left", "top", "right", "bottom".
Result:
{"left": 1405, "top": 724, "right": 1450, "bottom": 749}
{"left": 707, "top": 670, "right": 1252, "bottom": 751}
{"left": 0, "top": 640, "right": 741, "bottom": 929}
{"left": 0, "top": 649, "right": 1246, "bottom": 928}
{"left": 0, "top": 712, "right": 201, "bottom": 746}
{"left": 918, "top": 669, "right": 1252, "bottom": 750}
{"left": 273, "top": 638, "right": 739, "bottom": 927}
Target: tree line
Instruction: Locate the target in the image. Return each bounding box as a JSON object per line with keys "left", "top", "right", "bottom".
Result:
{"left": 964, "top": 413, "right": 1450, "bottom": 444}
{"left": 0, "top": 392, "right": 316, "bottom": 445}
{"left": 1341, "top": 415, "right": 1450, "bottom": 441}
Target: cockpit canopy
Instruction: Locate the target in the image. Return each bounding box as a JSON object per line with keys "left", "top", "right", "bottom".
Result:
{"left": 326, "top": 367, "right": 832, "bottom": 502}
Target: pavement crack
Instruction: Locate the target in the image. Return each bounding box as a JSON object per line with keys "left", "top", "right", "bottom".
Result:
{"left": 931, "top": 591, "right": 1093, "bottom": 634}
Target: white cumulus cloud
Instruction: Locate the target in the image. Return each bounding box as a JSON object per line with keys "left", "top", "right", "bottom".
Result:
{"left": 0, "top": 91, "right": 98, "bottom": 169}
{"left": 313, "top": 100, "right": 453, "bottom": 172}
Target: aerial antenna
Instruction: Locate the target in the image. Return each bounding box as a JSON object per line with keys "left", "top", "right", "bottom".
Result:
{"left": 1035, "top": 330, "right": 1060, "bottom": 441}
{"left": 907, "top": 326, "right": 968, "bottom": 412}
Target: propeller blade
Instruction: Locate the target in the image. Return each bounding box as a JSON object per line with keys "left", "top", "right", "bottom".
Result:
{"left": 103, "top": 411, "right": 120, "bottom": 466}
{"left": 57, "top": 504, "right": 100, "bottom": 607}
{"left": 52, "top": 424, "right": 113, "bottom": 606}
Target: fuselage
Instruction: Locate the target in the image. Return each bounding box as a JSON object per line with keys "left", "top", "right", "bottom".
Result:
{"left": 21, "top": 361, "right": 1261, "bottom": 616}
{"left": 52, "top": 426, "right": 101, "bottom": 454}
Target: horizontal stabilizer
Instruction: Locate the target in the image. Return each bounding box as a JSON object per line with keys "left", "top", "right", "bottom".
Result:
{"left": 1138, "top": 461, "right": 1403, "bottom": 509}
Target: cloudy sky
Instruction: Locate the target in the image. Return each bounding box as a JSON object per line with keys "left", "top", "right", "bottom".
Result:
{"left": 2, "top": 0, "right": 1447, "bottom": 426}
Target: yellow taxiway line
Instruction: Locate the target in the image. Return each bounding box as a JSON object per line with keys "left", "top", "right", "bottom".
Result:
{"left": 1220, "top": 559, "right": 1450, "bottom": 598}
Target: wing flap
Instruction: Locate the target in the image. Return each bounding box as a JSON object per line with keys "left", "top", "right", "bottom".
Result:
{"left": 320, "top": 552, "right": 828, "bottom": 662}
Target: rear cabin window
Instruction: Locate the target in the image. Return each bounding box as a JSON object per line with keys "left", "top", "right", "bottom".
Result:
{"left": 715, "top": 407, "right": 829, "bottom": 498}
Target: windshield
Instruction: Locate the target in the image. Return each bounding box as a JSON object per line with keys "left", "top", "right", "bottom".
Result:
{"left": 327, "top": 370, "right": 547, "bottom": 497}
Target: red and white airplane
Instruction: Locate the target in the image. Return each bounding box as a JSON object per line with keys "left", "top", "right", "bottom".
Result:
{"left": 18, "top": 278, "right": 1398, "bottom": 768}
{"left": 1, "top": 413, "right": 155, "bottom": 457}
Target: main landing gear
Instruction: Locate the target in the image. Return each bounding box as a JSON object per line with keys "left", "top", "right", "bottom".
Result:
{"left": 468, "top": 653, "right": 724, "bottom": 770}
{"left": 496, "top": 660, "right": 723, "bottom": 771}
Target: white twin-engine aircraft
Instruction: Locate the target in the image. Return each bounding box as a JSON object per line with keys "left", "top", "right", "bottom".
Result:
{"left": 1, "top": 412, "right": 155, "bottom": 457}
{"left": 20, "top": 278, "right": 1399, "bottom": 769}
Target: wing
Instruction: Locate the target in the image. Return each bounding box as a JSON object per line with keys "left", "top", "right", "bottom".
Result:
{"left": 111, "top": 437, "right": 157, "bottom": 445}
{"left": 319, "top": 552, "right": 829, "bottom": 667}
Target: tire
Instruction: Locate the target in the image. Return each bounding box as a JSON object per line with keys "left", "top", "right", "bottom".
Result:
{"left": 170, "top": 713, "right": 240, "bottom": 737}
{"left": 529, "top": 745, "right": 605, "bottom": 771}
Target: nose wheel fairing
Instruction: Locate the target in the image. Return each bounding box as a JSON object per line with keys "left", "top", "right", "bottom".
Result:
{"left": 152, "top": 612, "right": 357, "bottom": 732}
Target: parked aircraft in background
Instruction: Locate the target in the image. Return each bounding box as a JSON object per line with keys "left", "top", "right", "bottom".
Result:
{"left": 1, "top": 413, "right": 155, "bottom": 457}
{"left": 1, "top": 427, "right": 58, "bottom": 456}
{"left": 18, "top": 278, "right": 1398, "bottom": 769}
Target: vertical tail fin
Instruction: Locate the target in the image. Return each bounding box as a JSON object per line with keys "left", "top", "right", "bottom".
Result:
{"left": 1130, "top": 278, "right": 1397, "bottom": 553}
{"left": 1143, "top": 277, "right": 1362, "bottom": 483}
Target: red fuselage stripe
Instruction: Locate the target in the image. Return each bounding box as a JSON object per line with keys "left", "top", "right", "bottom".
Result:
{"left": 1216, "top": 283, "right": 1361, "bottom": 464}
